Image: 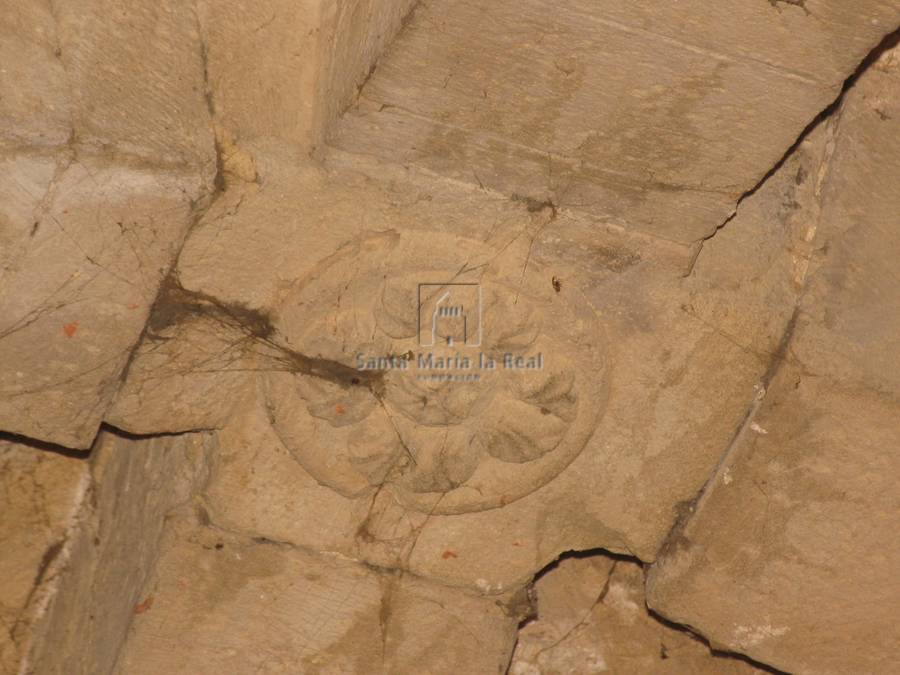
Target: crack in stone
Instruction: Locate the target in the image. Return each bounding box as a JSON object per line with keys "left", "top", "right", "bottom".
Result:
{"left": 767, "top": 0, "right": 810, "bottom": 16}
{"left": 532, "top": 560, "right": 617, "bottom": 661}
{"left": 669, "top": 28, "right": 900, "bottom": 538}
{"left": 510, "top": 549, "right": 789, "bottom": 675}
{"left": 654, "top": 303, "right": 799, "bottom": 566}
{"left": 686, "top": 27, "right": 900, "bottom": 277}
{"left": 0, "top": 431, "right": 90, "bottom": 459}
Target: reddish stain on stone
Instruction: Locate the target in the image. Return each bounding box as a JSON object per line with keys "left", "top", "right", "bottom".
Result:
{"left": 62, "top": 321, "right": 79, "bottom": 338}
{"left": 127, "top": 303, "right": 140, "bottom": 310}
{"left": 442, "top": 550, "right": 458, "bottom": 559}
{"left": 335, "top": 404, "right": 347, "bottom": 415}
{"left": 134, "top": 596, "right": 154, "bottom": 615}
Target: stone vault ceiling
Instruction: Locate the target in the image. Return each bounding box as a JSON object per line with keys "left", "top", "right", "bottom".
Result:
{"left": 1, "top": 1, "right": 898, "bottom": 673}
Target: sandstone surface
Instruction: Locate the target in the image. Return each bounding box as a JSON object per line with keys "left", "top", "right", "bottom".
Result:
{"left": 1, "top": 2, "right": 898, "bottom": 673}
{"left": 646, "top": 40, "right": 900, "bottom": 675}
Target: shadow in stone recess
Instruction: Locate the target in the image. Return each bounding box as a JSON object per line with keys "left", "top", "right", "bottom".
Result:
{"left": 509, "top": 548, "right": 789, "bottom": 675}
{"left": 0, "top": 430, "right": 90, "bottom": 459}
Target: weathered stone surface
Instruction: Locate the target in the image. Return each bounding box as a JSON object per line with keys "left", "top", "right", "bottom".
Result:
{"left": 646, "top": 43, "right": 900, "bottom": 675}
{"left": 116, "top": 515, "right": 519, "bottom": 674}
{"left": 331, "top": 0, "right": 900, "bottom": 242}
{"left": 0, "top": 4, "right": 72, "bottom": 150}
{"left": 25, "top": 431, "right": 211, "bottom": 675}
{"left": 103, "top": 278, "right": 260, "bottom": 435}
{"left": 0, "top": 0, "right": 217, "bottom": 448}
{"left": 53, "top": 0, "right": 215, "bottom": 169}
{"left": 121, "top": 127, "right": 830, "bottom": 604}
{"left": 203, "top": 396, "right": 360, "bottom": 555}
{"left": 511, "top": 554, "right": 765, "bottom": 674}
{"left": 0, "top": 438, "right": 88, "bottom": 675}
{"left": 649, "top": 377, "right": 900, "bottom": 675}
{"left": 265, "top": 229, "right": 606, "bottom": 513}
{"left": 197, "top": 0, "right": 416, "bottom": 150}
{"left": 0, "top": 156, "right": 206, "bottom": 447}
{"left": 789, "top": 50, "right": 900, "bottom": 395}
{"left": 381, "top": 573, "right": 519, "bottom": 674}
{"left": 2, "top": 2, "right": 898, "bottom": 673}
{"left": 117, "top": 517, "right": 385, "bottom": 674}
{"left": 114, "top": 100, "right": 816, "bottom": 572}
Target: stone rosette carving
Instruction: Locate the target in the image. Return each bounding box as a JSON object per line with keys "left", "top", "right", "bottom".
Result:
{"left": 264, "top": 231, "right": 607, "bottom": 514}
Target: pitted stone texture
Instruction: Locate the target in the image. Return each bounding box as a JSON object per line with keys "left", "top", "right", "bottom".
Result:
{"left": 646, "top": 43, "right": 900, "bottom": 675}
{"left": 331, "top": 0, "right": 900, "bottom": 243}
{"left": 0, "top": 156, "right": 204, "bottom": 447}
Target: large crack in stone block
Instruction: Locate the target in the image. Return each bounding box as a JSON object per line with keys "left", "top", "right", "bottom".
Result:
{"left": 646, "top": 39, "right": 900, "bottom": 675}
{"left": 1, "top": 3, "right": 898, "bottom": 673}
{"left": 330, "top": 0, "right": 900, "bottom": 243}
{"left": 103, "top": 129, "right": 827, "bottom": 600}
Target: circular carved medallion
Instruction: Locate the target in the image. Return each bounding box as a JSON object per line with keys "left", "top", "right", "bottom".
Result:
{"left": 264, "top": 231, "right": 606, "bottom": 514}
